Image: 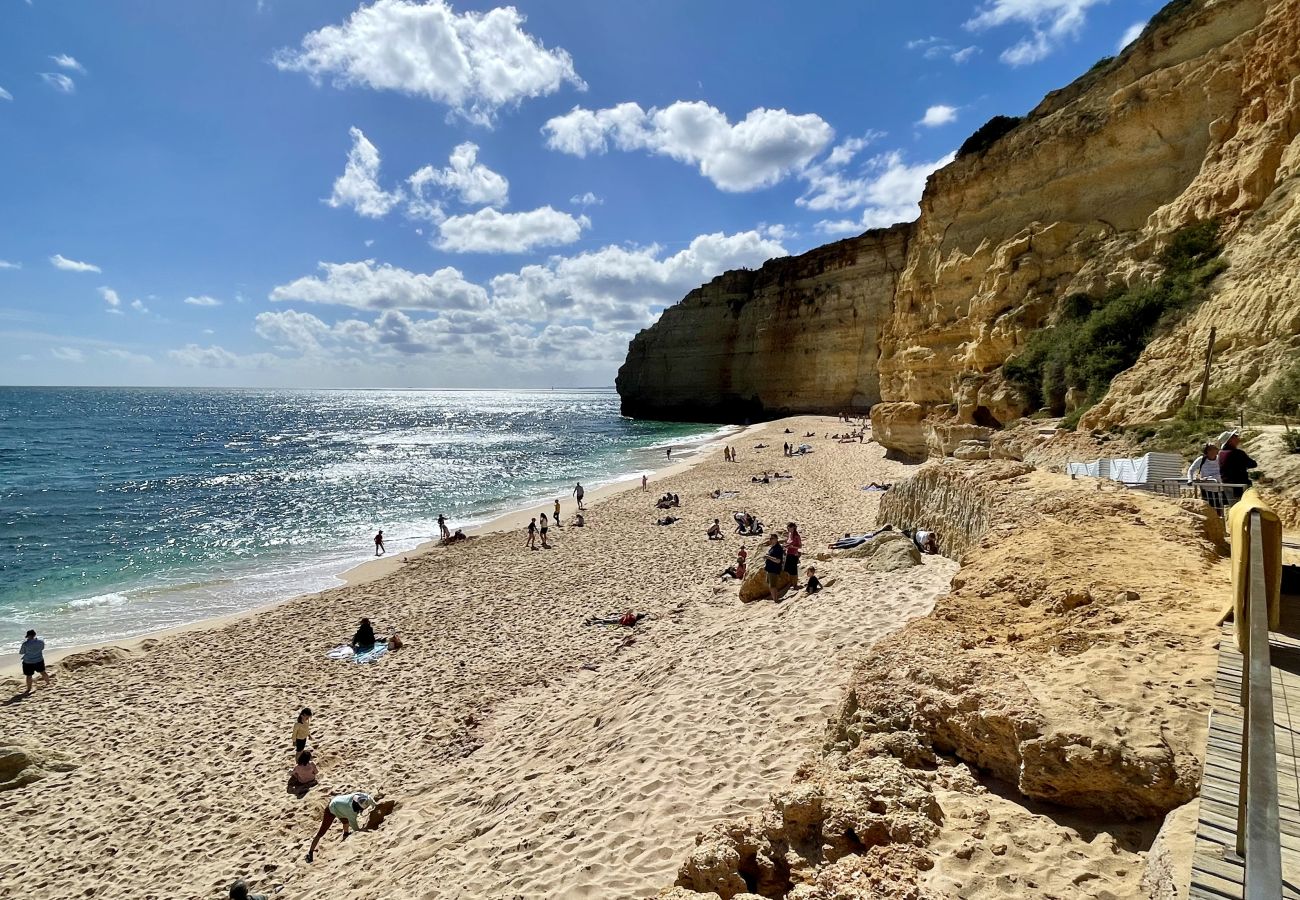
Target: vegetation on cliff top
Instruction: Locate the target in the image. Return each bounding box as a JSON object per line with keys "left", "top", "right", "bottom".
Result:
{"left": 1003, "top": 220, "right": 1227, "bottom": 421}
{"left": 956, "top": 115, "right": 1024, "bottom": 158}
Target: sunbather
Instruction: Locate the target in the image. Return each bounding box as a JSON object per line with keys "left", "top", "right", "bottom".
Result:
{"left": 657, "top": 515, "right": 679, "bottom": 526}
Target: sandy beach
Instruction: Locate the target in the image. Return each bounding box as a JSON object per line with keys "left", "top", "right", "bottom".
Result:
{"left": 1, "top": 416, "right": 953, "bottom": 900}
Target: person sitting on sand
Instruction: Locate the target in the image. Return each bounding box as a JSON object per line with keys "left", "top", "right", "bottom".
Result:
{"left": 446, "top": 528, "right": 467, "bottom": 543}
{"left": 387, "top": 632, "right": 404, "bottom": 651}
{"left": 229, "top": 879, "right": 268, "bottom": 900}
{"left": 804, "top": 566, "right": 823, "bottom": 595}
{"left": 293, "top": 708, "right": 313, "bottom": 753}
{"left": 721, "top": 546, "right": 748, "bottom": 580}
{"left": 911, "top": 530, "right": 939, "bottom": 554}
{"left": 352, "top": 618, "right": 378, "bottom": 652}
{"left": 571, "top": 513, "right": 585, "bottom": 527}
{"left": 707, "top": 519, "right": 723, "bottom": 540}
{"left": 287, "top": 750, "right": 319, "bottom": 797}
{"left": 307, "top": 792, "right": 376, "bottom": 862}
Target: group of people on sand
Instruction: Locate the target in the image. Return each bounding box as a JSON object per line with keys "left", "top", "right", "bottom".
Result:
{"left": 286, "top": 701, "right": 380, "bottom": 865}
{"left": 750, "top": 471, "right": 792, "bottom": 484}
{"left": 656, "top": 492, "right": 680, "bottom": 509}
{"left": 1187, "top": 430, "right": 1258, "bottom": 498}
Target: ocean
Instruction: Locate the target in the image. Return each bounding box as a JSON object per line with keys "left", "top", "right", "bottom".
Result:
{"left": 0, "top": 387, "right": 729, "bottom": 650}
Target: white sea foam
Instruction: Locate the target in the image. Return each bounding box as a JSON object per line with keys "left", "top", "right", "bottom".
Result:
{"left": 66, "top": 591, "right": 130, "bottom": 609}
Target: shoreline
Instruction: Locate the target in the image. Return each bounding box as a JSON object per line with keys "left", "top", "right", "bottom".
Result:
{"left": 2, "top": 422, "right": 757, "bottom": 678}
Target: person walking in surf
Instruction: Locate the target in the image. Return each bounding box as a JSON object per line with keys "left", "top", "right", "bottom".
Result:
{"left": 438, "top": 514, "right": 450, "bottom": 541}
{"left": 573, "top": 482, "right": 585, "bottom": 511}
{"left": 373, "top": 530, "right": 385, "bottom": 556}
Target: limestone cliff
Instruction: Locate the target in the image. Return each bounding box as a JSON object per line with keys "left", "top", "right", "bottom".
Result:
{"left": 616, "top": 227, "right": 908, "bottom": 423}
{"left": 620, "top": 0, "right": 1300, "bottom": 455}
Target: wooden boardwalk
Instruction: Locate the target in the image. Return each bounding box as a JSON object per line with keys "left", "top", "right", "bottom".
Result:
{"left": 1190, "top": 621, "right": 1300, "bottom": 898}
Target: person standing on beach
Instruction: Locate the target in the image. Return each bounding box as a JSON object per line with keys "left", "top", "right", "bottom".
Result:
{"left": 307, "top": 791, "right": 375, "bottom": 862}
{"left": 438, "top": 514, "right": 450, "bottom": 541}
{"left": 641, "top": 474, "right": 648, "bottom": 491}
{"left": 374, "top": 530, "right": 385, "bottom": 556}
{"left": 763, "top": 534, "right": 786, "bottom": 603}
{"left": 539, "top": 513, "right": 551, "bottom": 549}
{"left": 553, "top": 498, "right": 562, "bottom": 527}
{"left": 526, "top": 517, "right": 538, "bottom": 550}
{"left": 293, "top": 708, "right": 312, "bottom": 753}
{"left": 573, "top": 482, "right": 585, "bottom": 510}
{"left": 784, "top": 522, "right": 802, "bottom": 582}
{"left": 19, "top": 629, "right": 49, "bottom": 696}
{"left": 667, "top": 446, "right": 672, "bottom": 460}
{"left": 1217, "top": 430, "right": 1258, "bottom": 498}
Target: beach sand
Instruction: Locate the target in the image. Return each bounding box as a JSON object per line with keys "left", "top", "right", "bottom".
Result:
{"left": 1, "top": 416, "right": 954, "bottom": 899}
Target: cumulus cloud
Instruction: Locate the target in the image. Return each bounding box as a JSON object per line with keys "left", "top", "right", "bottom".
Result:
{"left": 51, "top": 346, "right": 84, "bottom": 362}
{"left": 99, "top": 286, "right": 122, "bottom": 313}
{"left": 40, "top": 72, "right": 76, "bottom": 93}
{"left": 274, "top": 0, "right": 584, "bottom": 125}
{"left": 569, "top": 191, "right": 602, "bottom": 206}
{"left": 436, "top": 206, "right": 588, "bottom": 253}
{"left": 543, "top": 101, "right": 834, "bottom": 192}
{"left": 184, "top": 295, "right": 222, "bottom": 307}
{"left": 329, "top": 127, "right": 403, "bottom": 218}
{"left": 419, "top": 143, "right": 507, "bottom": 207}
{"left": 804, "top": 150, "right": 956, "bottom": 230}
{"left": 131, "top": 298, "right": 148, "bottom": 313}
{"left": 50, "top": 253, "right": 100, "bottom": 273}
{"left": 269, "top": 259, "right": 488, "bottom": 311}
{"left": 1118, "top": 20, "right": 1146, "bottom": 52}
{"left": 50, "top": 54, "right": 86, "bottom": 73}
{"left": 966, "top": 0, "right": 1106, "bottom": 65}
{"left": 0, "top": 87, "right": 12, "bottom": 101}
{"left": 919, "top": 104, "right": 958, "bottom": 127}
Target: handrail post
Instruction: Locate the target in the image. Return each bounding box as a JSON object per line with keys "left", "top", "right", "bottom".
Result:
{"left": 1238, "top": 509, "right": 1282, "bottom": 898}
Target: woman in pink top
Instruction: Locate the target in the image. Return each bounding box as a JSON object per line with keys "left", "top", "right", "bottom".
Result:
{"left": 783, "top": 522, "right": 802, "bottom": 580}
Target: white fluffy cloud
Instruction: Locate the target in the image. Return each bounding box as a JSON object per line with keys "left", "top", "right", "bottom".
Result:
{"left": 269, "top": 259, "right": 488, "bottom": 311}
{"left": 274, "top": 0, "right": 584, "bottom": 125}
{"left": 50, "top": 253, "right": 100, "bottom": 273}
{"left": 543, "top": 101, "right": 834, "bottom": 192}
{"left": 184, "top": 295, "right": 222, "bottom": 307}
{"left": 569, "top": 191, "right": 601, "bottom": 206}
{"left": 408, "top": 142, "right": 508, "bottom": 208}
{"left": 919, "top": 104, "right": 958, "bottom": 127}
{"left": 329, "top": 127, "right": 403, "bottom": 218}
{"left": 436, "top": 206, "right": 588, "bottom": 253}
{"left": 805, "top": 150, "right": 956, "bottom": 231}
{"left": 50, "top": 54, "right": 85, "bottom": 73}
{"left": 0, "top": 87, "right": 12, "bottom": 101}
{"left": 40, "top": 72, "right": 75, "bottom": 93}
{"left": 99, "top": 286, "right": 122, "bottom": 313}
{"left": 131, "top": 298, "right": 148, "bottom": 313}
{"left": 1117, "top": 20, "right": 1146, "bottom": 52}
{"left": 966, "top": 0, "right": 1106, "bottom": 65}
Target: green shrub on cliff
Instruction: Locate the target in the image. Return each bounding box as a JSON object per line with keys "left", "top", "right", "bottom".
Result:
{"left": 1259, "top": 355, "right": 1300, "bottom": 420}
{"left": 956, "top": 116, "right": 1024, "bottom": 158}
{"left": 1003, "top": 220, "right": 1227, "bottom": 419}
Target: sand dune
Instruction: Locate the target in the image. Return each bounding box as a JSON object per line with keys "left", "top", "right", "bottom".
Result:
{"left": 1, "top": 416, "right": 950, "bottom": 899}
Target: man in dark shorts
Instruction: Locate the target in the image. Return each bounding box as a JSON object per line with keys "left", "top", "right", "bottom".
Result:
{"left": 763, "top": 534, "right": 786, "bottom": 603}
{"left": 374, "top": 530, "right": 385, "bottom": 556}
{"left": 539, "top": 513, "right": 551, "bottom": 548}
{"left": 526, "top": 518, "right": 538, "bottom": 550}
{"left": 20, "top": 629, "right": 49, "bottom": 696}
{"left": 573, "top": 482, "right": 585, "bottom": 510}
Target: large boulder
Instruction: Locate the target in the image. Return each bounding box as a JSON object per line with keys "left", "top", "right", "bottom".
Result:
{"left": 739, "top": 567, "right": 796, "bottom": 603}
{"left": 839, "top": 532, "right": 921, "bottom": 572}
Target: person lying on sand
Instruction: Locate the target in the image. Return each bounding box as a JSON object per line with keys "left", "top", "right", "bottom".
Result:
{"left": 584, "top": 611, "right": 646, "bottom": 627}
{"left": 773, "top": 472, "right": 793, "bottom": 479}
{"left": 287, "top": 750, "right": 319, "bottom": 797}
{"left": 828, "top": 525, "right": 893, "bottom": 549}
{"left": 751, "top": 473, "right": 770, "bottom": 484}
{"left": 656, "top": 516, "right": 679, "bottom": 526}
{"left": 307, "top": 792, "right": 376, "bottom": 862}
{"left": 229, "top": 879, "right": 268, "bottom": 900}
{"left": 861, "top": 483, "right": 892, "bottom": 492}
{"left": 753, "top": 443, "right": 768, "bottom": 449}
{"left": 911, "top": 529, "right": 940, "bottom": 554}
{"left": 707, "top": 519, "right": 723, "bottom": 540}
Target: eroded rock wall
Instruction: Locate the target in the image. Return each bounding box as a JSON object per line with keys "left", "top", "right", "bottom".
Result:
{"left": 616, "top": 227, "right": 908, "bottom": 423}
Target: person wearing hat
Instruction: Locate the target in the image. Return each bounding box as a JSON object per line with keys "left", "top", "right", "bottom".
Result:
{"left": 1216, "top": 430, "right": 1257, "bottom": 498}
{"left": 307, "top": 791, "right": 376, "bottom": 862}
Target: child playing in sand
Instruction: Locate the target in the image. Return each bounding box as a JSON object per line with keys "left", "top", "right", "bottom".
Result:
{"left": 307, "top": 792, "right": 376, "bottom": 862}
{"left": 293, "top": 708, "right": 313, "bottom": 753}
{"left": 287, "top": 750, "right": 319, "bottom": 796}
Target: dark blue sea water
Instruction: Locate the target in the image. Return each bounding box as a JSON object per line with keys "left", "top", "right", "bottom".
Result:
{"left": 0, "top": 388, "right": 728, "bottom": 648}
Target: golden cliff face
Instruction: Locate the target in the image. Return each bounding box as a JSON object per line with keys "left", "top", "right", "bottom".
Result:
{"left": 616, "top": 227, "right": 909, "bottom": 422}
{"left": 618, "top": 0, "right": 1300, "bottom": 448}
{"left": 875, "top": 0, "right": 1299, "bottom": 452}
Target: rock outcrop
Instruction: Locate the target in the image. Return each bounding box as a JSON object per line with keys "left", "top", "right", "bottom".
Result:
{"left": 619, "top": 0, "right": 1300, "bottom": 454}
{"left": 617, "top": 227, "right": 909, "bottom": 423}
{"left": 663, "top": 464, "right": 1228, "bottom": 898}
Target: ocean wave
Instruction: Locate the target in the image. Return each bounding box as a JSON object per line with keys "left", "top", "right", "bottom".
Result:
{"left": 66, "top": 591, "right": 130, "bottom": 610}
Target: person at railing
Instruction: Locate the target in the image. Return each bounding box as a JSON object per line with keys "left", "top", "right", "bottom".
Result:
{"left": 1187, "top": 442, "right": 1221, "bottom": 482}
{"left": 1217, "top": 430, "right": 1258, "bottom": 499}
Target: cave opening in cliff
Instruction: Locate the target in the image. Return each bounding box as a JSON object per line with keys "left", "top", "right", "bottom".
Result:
{"left": 972, "top": 406, "right": 1002, "bottom": 429}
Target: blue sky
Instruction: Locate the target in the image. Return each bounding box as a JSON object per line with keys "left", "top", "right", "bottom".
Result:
{"left": 0, "top": 0, "right": 1165, "bottom": 388}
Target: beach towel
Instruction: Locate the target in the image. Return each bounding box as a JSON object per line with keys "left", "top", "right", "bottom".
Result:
{"left": 327, "top": 642, "right": 390, "bottom": 663}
